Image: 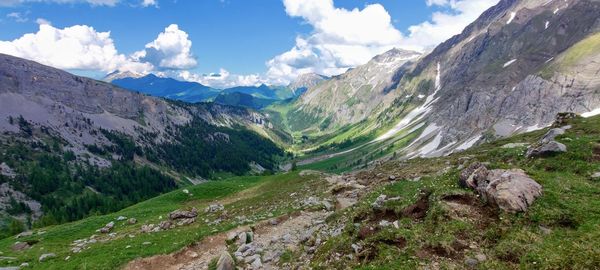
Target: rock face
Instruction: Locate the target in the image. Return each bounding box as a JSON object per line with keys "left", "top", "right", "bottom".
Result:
{"left": 460, "top": 164, "right": 542, "bottom": 213}
{"left": 215, "top": 251, "right": 235, "bottom": 270}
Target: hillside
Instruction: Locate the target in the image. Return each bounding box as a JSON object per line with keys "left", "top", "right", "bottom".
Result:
{"left": 0, "top": 54, "right": 285, "bottom": 234}
{"left": 1, "top": 112, "right": 598, "bottom": 269}
{"left": 110, "top": 74, "right": 221, "bottom": 103}
{"left": 280, "top": 0, "right": 600, "bottom": 159}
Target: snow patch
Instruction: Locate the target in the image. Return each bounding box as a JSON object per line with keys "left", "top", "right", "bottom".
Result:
{"left": 582, "top": 108, "right": 600, "bottom": 118}
{"left": 455, "top": 135, "right": 482, "bottom": 151}
{"left": 507, "top": 12, "right": 517, "bottom": 24}
{"left": 503, "top": 59, "right": 517, "bottom": 68}
{"left": 545, "top": 21, "right": 550, "bottom": 29}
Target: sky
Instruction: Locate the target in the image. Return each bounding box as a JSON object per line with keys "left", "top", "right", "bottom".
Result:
{"left": 0, "top": 0, "right": 499, "bottom": 89}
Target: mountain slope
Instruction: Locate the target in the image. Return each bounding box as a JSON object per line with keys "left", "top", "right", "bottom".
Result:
{"left": 0, "top": 53, "right": 284, "bottom": 229}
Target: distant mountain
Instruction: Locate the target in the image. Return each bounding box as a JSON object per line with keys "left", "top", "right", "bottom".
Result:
{"left": 110, "top": 74, "right": 220, "bottom": 103}
{"left": 103, "top": 70, "right": 146, "bottom": 83}
{"left": 214, "top": 92, "right": 276, "bottom": 110}
{"left": 287, "top": 73, "right": 328, "bottom": 96}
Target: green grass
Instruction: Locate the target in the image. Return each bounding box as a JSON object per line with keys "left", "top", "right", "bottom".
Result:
{"left": 309, "top": 115, "right": 600, "bottom": 269}
{"left": 0, "top": 172, "right": 328, "bottom": 270}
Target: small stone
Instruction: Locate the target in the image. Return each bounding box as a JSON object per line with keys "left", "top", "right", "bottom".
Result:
{"left": 11, "top": 242, "right": 31, "bottom": 251}
{"left": 39, "top": 253, "right": 57, "bottom": 262}
{"left": 465, "top": 258, "right": 478, "bottom": 268}
{"left": 142, "top": 242, "right": 152, "bottom": 245}
{"left": 116, "top": 216, "right": 127, "bottom": 221}
{"left": 127, "top": 218, "right": 137, "bottom": 225}
{"left": 269, "top": 219, "right": 279, "bottom": 226}
{"left": 20, "top": 262, "right": 30, "bottom": 267}
{"left": 539, "top": 226, "right": 552, "bottom": 235}
{"left": 216, "top": 251, "right": 235, "bottom": 270}
{"left": 388, "top": 175, "right": 396, "bottom": 181}
{"left": 251, "top": 258, "right": 262, "bottom": 269}
{"left": 475, "top": 253, "right": 487, "bottom": 262}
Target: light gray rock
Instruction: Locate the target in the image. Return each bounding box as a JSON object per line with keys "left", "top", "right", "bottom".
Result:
{"left": 526, "top": 141, "right": 567, "bottom": 158}
{"left": 371, "top": 194, "right": 387, "bottom": 209}
{"left": 541, "top": 128, "right": 565, "bottom": 143}
{"left": 216, "top": 251, "right": 235, "bottom": 270}
{"left": 169, "top": 208, "right": 198, "bottom": 220}
{"left": 482, "top": 169, "right": 543, "bottom": 213}
{"left": 205, "top": 204, "right": 224, "bottom": 213}
{"left": 127, "top": 218, "right": 137, "bottom": 224}
{"left": 39, "top": 253, "right": 56, "bottom": 262}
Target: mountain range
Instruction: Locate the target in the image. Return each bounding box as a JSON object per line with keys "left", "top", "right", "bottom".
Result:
{"left": 0, "top": 0, "right": 599, "bottom": 268}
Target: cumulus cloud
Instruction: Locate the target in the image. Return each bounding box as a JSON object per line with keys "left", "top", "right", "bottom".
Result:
{"left": 134, "top": 24, "right": 197, "bottom": 70}
{"left": 35, "top": 18, "right": 51, "bottom": 25}
{"left": 404, "top": 0, "right": 499, "bottom": 50}
{"left": 266, "top": 0, "right": 404, "bottom": 84}
{"left": 0, "top": 0, "right": 120, "bottom": 7}
{"left": 178, "top": 69, "right": 266, "bottom": 89}
{"left": 267, "top": 0, "right": 499, "bottom": 84}
{"left": 0, "top": 24, "right": 151, "bottom": 73}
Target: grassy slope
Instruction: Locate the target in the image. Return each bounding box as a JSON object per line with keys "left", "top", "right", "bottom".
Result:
{"left": 0, "top": 172, "right": 328, "bottom": 269}
{"left": 308, "top": 115, "right": 600, "bottom": 269}
{"left": 2, "top": 115, "right": 600, "bottom": 269}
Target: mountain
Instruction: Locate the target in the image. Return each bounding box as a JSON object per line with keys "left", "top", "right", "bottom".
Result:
{"left": 285, "top": 0, "right": 600, "bottom": 158}
{"left": 285, "top": 48, "right": 422, "bottom": 134}
{"left": 214, "top": 92, "right": 276, "bottom": 110}
{"left": 110, "top": 74, "right": 221, "bottom": 103}
{"left": 103, "top": 70, "right": 145, "bottom": 83}
{"left": 0, "top": 53, "right": 285, "bottom": 228}
{"left": 287, "top": 73, "right": 328, "bottom": 96}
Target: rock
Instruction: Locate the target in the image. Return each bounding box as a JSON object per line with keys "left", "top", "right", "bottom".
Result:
{"left": 176, "top": 218, "right": 196, "bottom": 226}
{"left": 483, "top": 169, "right": 542, "bottom": 212}
{"left": 553, "top": 112, "right": 578, "bottom": 127}
{"left": 39, "top": 253, "right": 56, "bottom": 262}
{"left": 205, "top": 204, "right": 224, "bottom": 213}
{"left": 182, "top": 189, "right": 189, "bottom": 194}
{"left": 388, "top": 175, "right": 396, "bottom": 181}
{"left": 159, "top": 220, "right": 173, "bottom": 230}
{"left": 15, "top": 231, "right": 32, "bottom": 239}
{"left": 526, "top": 141, "right": 567, "bottom": 158}
{"left": 127, "top": 218, "right": 137, "bottom": 225}
{"left": 539, "top": 226, "right": 552, "bottom": 235}
{"left": 475, "top": 253, "right": 487, "bottom": 262}
{"left": 322, "top": 200, "right": 334, "bottom": 211}
{"left": 591, "top": 172, "right": 600, "bottom": 180}
{"left": 105, "top": 221, "right": 115, "bottom": 229}
{"left": 269, "top": 219, "right": 279, "bottom": 226}
{"left": 237, "top": 232, "right": 248, "bottom": 245}
{"left": 250, "top": 258, "right": 262, "bottom": 269}
{"left": 460, "top": 165, "right": 542, "bottom": 213}
{"left": 541, "top": 128, "right": 566, "bottom": 143}
{"left": 140, "top": 224, "right": 154, "bottom": 233}
{"left": 371, "top": 194, "right": 387, "bottom": 209}
{"left": 459, "top": 162, "right": 489, "bottom": 189}
{"left": 169, "top": 208, "right": 198, "bottom": 220}
{"left": 116, "top": 216, "right": 127, "bottom": 221}
{"left": 100, "top": 221, "right": 115, "bottom": 233}
{"left": 20, "top": 262, "right": 30, "bottom": 267}
{"left": 465, "top": 257, "right": 479, "bottom": 268}
{"left": 142, "top": 242, "right": 152, "bottom": 245}
{"left": 216, "top": 251, "right": 235, "bottom": 270}
{"left": 11, "top": 242, "right": 30, "bottom": 251}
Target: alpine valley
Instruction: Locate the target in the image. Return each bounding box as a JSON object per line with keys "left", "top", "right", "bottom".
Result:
{"left": 0, "top": 0, "right": 599, "bottom": 269}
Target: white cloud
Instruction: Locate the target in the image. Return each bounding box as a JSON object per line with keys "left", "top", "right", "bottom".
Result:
{"left": 141, "top": 0, "right": 156, "bottom": 7}
{"left": 35, "top": 18, "right": 51, "bottom": 25}
{"left": 0, "top": 0, "right": 120, "bottom": 7}
{"left": 266, "top": 0, "right": 404, "bottom": 84}
{"left": 404, "top": 0, "right": 500, "bottom": 50}
{"left": 134, "top": 24, "right": 197, "bottom": 70}
{"left": 267, "top": 0, "right": 499, "bottom": 84}
{"left": 0, "top": 24, "right": 151, "bottom": 73}
{"left": 6, "top": 12, "right": 28, "bottom": 22}
{"left": 178, "top": 69, "right": 266, "bottom": 89}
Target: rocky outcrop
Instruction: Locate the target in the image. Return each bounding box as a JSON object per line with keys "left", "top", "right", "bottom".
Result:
{"left": 169, "top": 208, "right": 198, "bottom": 220}
{"left": 460, "top": 164, "right": 542, "bottom": 213}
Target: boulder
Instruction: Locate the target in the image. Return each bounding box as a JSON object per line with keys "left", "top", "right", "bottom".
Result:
{"left": 216, "top": 251, "right": 235, "bottom": 270}
{"left": 169, "top": 208, "right": 198, "bottom": 220}
{"left": 540, "top": 128, "right": 565, "bottom": 143}
{"left": 39, "top": 253, "right": 56, "bottom": 262}
{"left": 526, "top": 141, "right": 567, "bottom": 158}
{"left": 159, "top": 220, "right": 173, "bottom": 230}
{"left": 460, "top": 164, "right": 542, "bottom": 213}
{"left": 11, "top": 242, "right": 30, "bottom": 251}
{"left": 371, "top": 194, "right": 387, "bottom": 209}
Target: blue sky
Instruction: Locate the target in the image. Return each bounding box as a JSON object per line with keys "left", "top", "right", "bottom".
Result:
{"left": 0, "top": 0, "right": 498, "bottom": 88}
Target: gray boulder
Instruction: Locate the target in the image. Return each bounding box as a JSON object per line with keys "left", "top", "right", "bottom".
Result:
{"left": 216, "top": 251, "right": 235, "bottom": 270}
{"left": 39, "top": 253, "right": 56, "bottom": 262}
{"left": 460, "top": 164, "right": 542, "bottom": 213}
{"left": 526, "top": 141, "right": 567, "bottom": 158}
